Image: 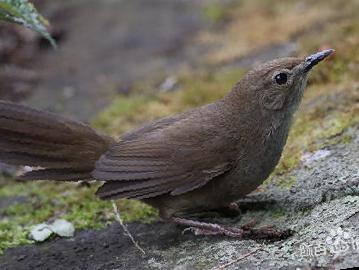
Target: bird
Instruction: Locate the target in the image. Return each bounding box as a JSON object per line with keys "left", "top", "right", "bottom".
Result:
{"left": 0, "top": 49, "right": 333, "bottom": 238}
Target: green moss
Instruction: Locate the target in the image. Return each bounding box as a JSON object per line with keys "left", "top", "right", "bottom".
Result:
{"left": 342, "top": 135, "right": 353, "bottom": 144}
{"left": 0, "top": 179, "right": 158, "bottom": 254}
{"left": 275, "top": 176, "right": 297, "bottom": 190}
{"left": 93, "top": 96, "right": 150, "bottom": 134}
{"left": 202, "top": 2, "right": 228, "bottom": 23}
{"left": 93, "top": 68, "right": 245, "bottom": 134}
{"left": 274, "top": 155, "right": 301, "bottom": 177}
{"left": 309, "top": 56, "right": 351, "bottom": 85}
{"left": 179, "top": 69, "right": 245, "bottom": 106}
{"left": 301, "top": 13, "right": 359, "bottom": 86}
{"left": 269, "top": 208, "right": 287, "bottom": 219}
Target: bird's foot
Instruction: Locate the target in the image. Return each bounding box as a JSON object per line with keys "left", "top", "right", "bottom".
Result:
{"left": 173, "top": 217, "right": 291, "bottom": 240}
{"left": 228, "top": 202, "right": 240, "bottom": 211}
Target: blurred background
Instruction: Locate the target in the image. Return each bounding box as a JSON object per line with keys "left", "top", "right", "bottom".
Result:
{"left": 0, "top": 0, "right": 358, "bottom": 254}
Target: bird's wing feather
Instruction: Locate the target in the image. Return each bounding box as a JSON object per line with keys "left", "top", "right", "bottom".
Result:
{"left": 93, "top": 111, "right": 233, "bottom": 200}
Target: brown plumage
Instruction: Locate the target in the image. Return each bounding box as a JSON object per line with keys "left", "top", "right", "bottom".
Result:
{"left": 0, "top": 101, "right": 113, "bottom": 180}
{"left": 0, "top": 50, "right": 333, "bottom": 236}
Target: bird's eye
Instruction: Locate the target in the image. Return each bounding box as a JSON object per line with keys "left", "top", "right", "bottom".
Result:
{"left": 274, "top": 73, "right": 288, "bottom": 85}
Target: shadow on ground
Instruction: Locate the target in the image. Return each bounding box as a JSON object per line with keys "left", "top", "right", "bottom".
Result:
{"left": 0, "top": 222, "right": 191, "bottom": 270}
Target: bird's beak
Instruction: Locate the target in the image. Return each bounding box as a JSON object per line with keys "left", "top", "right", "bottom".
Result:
{"left": 303, "top": 49, "right": 334, "bottom": 72}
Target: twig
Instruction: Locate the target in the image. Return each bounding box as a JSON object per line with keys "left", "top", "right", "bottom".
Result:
{"left": 211, "top": 247, "right": 262, "bottom": 270}
{"left": 111, "top": 200, "right": 146, "bottom": 255}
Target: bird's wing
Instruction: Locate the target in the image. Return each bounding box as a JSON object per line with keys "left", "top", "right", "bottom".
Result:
{"left": 92, "top": 112, "right": 234, "bottom": 200}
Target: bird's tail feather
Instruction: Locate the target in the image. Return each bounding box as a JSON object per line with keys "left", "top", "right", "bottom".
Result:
{"left": 0, "top": 101, "right": 114, "bottom": 181}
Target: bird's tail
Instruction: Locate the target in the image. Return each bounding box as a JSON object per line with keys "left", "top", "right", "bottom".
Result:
{"left": 0, "top": 101, "right": 114, "bottom": 181}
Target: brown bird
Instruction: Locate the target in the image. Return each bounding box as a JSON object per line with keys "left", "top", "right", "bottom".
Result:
{"left": 0, "top": 49, "right": 333, "bottom": 238}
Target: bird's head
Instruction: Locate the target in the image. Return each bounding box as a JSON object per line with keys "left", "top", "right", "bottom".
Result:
{"left": 227, "top": 49, "right": 334, "bottom": 114}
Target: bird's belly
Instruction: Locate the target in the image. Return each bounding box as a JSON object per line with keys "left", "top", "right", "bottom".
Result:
{"left": 144, "top": 140, "right": 285, "bottom": 219}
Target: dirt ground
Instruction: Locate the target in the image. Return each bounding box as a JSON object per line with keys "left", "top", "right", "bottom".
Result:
{"left": 0, "top": 222, "right": 189, "bottom": 270}
{"left": 0, "top": 0, "right": 208, "bottom": 121}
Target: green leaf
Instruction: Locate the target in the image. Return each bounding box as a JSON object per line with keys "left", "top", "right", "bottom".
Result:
{"left": 0, "top": 0, "right": 56, "bottom": 48}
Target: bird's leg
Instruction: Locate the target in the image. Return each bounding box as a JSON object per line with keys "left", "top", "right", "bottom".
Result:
{"left": 173, "top": 217, "right": 248, "bottom": 237}
{"left": 172, "top": 217, "right": 291, "bottom": 240}
{"left": 175, "top": 202, "right": 242, "bottom": 220}
{"left": 202, "top": 202, "right": 241, "bottom": 219}
{"left": 228, "top": 202, "right": 240, "bottom": 211}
